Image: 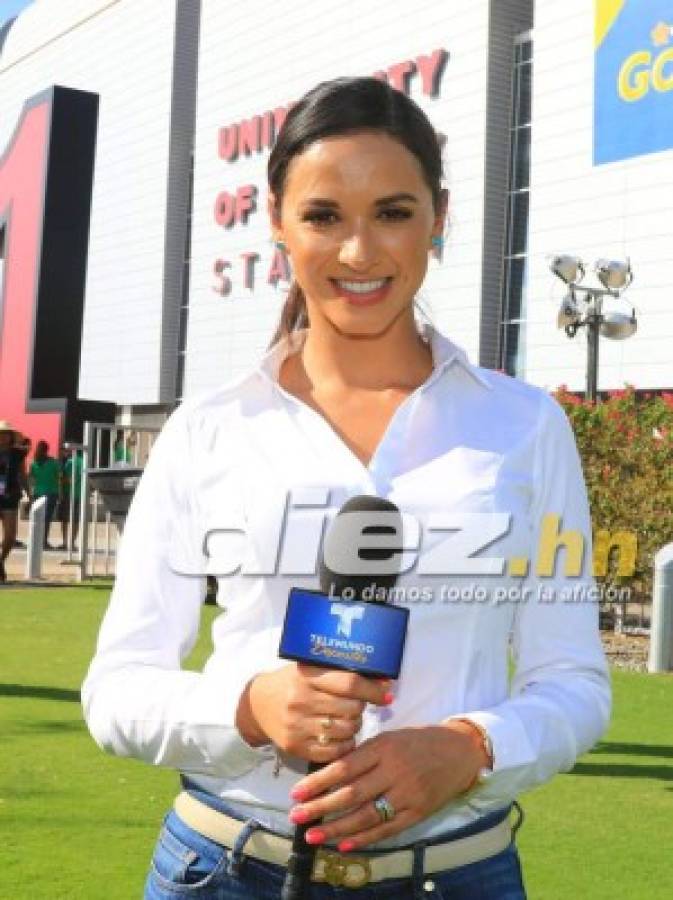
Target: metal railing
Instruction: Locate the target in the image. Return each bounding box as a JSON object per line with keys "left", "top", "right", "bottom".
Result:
{"left": 76, "top": 423, "right": 159, "bottom": 581}
{"left": 60, "top": 443, "right": 83, "bottom": 566}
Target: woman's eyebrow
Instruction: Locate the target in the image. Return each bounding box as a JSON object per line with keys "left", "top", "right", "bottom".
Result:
{"left": 302, "top": 192, "right": 419, "bottom": 208}
{"left": 375, "top": 193, "right": 418, "bottom": 205}
{"left": 303, "top": 198, "right": 339, "bottom": 209}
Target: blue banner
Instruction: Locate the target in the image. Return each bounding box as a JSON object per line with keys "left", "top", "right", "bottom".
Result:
{"left": 594, "top": 0, "right": 673, "bottom": 165}
{"left": 279, "top": 588, "right": 409, "bottom": 679}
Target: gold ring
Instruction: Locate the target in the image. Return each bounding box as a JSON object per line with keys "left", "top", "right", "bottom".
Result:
{"left": 320, "top": 716, "right": 335, "bottom": 730}
{"left": 317, "top": 732, "right": 331, "bottom": 747}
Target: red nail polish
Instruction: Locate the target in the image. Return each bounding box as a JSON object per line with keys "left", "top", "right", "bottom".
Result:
{"left": 305, "top": 829, "right": 326, "bottom": 845}
{"left": 338, "top": 839, "right": 356, "bottom": 853}
{"left": 291, "top": 787, "right": 309, "bottom": 801}
{"left": 289, "top": 807, "right": 310, "bottom": 824}
{"left": 383, "top": 691, "right": 395, "bottom": 705}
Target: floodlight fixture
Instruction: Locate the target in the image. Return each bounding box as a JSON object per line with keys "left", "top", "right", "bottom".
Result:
{"left": 550, "top": 255, "right": 585, "bottom": 285}
{"left": 595, "top": 258, "right": 633, "bottom": 291}
{"left": 557, "top": 293, "right": 582, "bottom": 329}
{"left": 551, "top": 254, "right": 637, "bottom": 402}
{"left": 600, "top": 310, "right": 637, "bottom": 341}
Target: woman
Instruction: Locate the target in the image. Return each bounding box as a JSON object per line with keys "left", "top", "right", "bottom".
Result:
{"left": 82, "top": 77, "right": 610, "bottom": 899}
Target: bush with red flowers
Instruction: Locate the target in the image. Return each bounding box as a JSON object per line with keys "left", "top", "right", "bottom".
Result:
{"left": 553, "top": 385, "right": 673, "bottom": 615}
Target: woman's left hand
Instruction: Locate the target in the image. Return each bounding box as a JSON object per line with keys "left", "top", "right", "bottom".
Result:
{"left": 288, "top": 721, "right": 490, "bottom": 852}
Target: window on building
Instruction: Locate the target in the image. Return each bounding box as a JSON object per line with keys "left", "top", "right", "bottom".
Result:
{"left": 500, "top": 32, "right": 532, "bottom": 377}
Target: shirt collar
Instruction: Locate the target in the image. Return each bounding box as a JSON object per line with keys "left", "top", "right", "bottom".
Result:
{"left": 258, "top": 323, "right": 493, "bottom": 391}
{"left": 421, "top": 323, "right": 493, "bottom": 390}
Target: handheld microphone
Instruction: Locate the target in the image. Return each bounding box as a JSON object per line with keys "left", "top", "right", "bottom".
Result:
{"left": 280, "top": 495, "right": 407, "bottom": 900}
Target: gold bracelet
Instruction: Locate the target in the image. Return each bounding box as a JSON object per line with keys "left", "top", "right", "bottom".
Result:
{"left": 451, "top": 718, "right": 494, "bottom": 792}
{"left": 456, "top": 718, "right": 494, "bottom": 767}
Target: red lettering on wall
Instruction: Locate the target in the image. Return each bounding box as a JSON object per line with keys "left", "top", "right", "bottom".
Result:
{"left": 218, "top": 107, "right": 292, "bottom": 162}
{"left": 214, "top": 184, "right": 258, "bottom": 228}
{"left": 239, "top": 116, "right": 262, "bottom": 155}
{"left": 267, "top": 248, "right": 291, "bottom": 285}
{"left": 216, "top": 48, "right": 449, "bottom": 167}
{"left": 236, "top": 184, "right": 257, "bottom": 223}
{"left": 386, "top": 60, "right": 416, "bottom": 94}
{"left": 273, "top": 106, "right": 289, "bottom": 136}
{"left": 417, "top": 49, "right": 449, "bottom": 97}
{"left": 218, "top": 125, "right": 238, "bottom": 162}
{"left": 214, "top": 191, "right": 235, "bottom": 227}
{"left": 213, "top": 258, "right": 232, "bottom": 296}
{"left": 240, "top": 252, "right": 260, "bottom": 290}
{"left": 261, "top": 111, "right": 275, "bottom": 150}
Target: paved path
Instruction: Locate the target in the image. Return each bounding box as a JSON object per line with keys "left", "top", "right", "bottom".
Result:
{"left": 2, "top": 514, "right": 118, "bottom": 584}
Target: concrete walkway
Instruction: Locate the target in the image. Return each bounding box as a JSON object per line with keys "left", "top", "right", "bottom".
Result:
{"left": 2, "top": 514, "right": 118, "bottom": 585}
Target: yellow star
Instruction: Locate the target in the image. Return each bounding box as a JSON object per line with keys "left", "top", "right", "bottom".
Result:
{"left": 651, "top": 21, "right": 671, "bottom": 46}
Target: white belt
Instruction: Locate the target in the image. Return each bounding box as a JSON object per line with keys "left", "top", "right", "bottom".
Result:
{"left": 174, "top": 791, "right": 512, "bottom": 889}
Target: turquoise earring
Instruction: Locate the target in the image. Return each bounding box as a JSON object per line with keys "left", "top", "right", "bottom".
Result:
{"left": 431, "top": 236, "right": 444, "bottom": 250}
{"left": 275, "top": 239, "right": 287, "bottom": 252}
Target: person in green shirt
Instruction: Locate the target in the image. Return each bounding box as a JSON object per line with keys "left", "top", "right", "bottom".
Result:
{"left": 59, "top": 447, "right": 83, "bottom": 550}
{"left": 29, "top": 441, "right": 60, "bottom": 550}
{"left": 113, "top": 430, "right": 137, "bottom": 466}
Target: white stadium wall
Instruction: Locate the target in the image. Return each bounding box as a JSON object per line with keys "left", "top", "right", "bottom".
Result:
{"left": 524, "top": 0, "right": 673, "bottom": 391}
{"left": 0, "top": 0, "right": 183, "bottom": 406}
{"left": 184, "top": 0, "right": 495, "bottom": 395}
{"left": 6, "top": 1, "right": 667, "bottom": 419}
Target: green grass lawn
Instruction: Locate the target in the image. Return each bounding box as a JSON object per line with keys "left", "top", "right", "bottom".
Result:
{"left": 1, "top": 586, "right": 671, "bottom": 899}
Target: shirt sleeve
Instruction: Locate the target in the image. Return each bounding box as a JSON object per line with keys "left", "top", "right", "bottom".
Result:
{"left": 81, "top": 406, "right": 276, "bottom": 778}
{"left": 446, "top": 393, "right": 611, "bottom": 806}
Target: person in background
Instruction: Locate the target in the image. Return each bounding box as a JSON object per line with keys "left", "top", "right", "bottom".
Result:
{"left": 29, "top": 440, "right": 60, "bottom": 550}
{"left": 59, "top": 445, "right": 83, "bottom": 551}
{"left": 13, "top": 434, "right": 31, "bottom": 549}
{"left": 113, "top": 430, "right": 138, "bottom": 466}
{"left": 0, "top": 421, "right": 29, "bottom": 582}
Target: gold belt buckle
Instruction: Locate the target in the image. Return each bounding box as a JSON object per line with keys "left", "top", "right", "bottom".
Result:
{"left": 313, "top": 849, "right": 372, "bottom": 888}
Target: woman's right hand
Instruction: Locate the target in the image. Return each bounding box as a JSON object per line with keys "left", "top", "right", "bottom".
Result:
{"left": 235, "top": 663, "right": 393, "bottom": 763}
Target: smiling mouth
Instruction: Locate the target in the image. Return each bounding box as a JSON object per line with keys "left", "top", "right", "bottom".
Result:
{"left": 330, "top": 277, "right": 393, "bottom": 294}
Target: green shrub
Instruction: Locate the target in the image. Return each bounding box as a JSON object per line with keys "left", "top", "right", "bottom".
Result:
{"left": 553, "top": 386, "right": 673, "bottom": 610}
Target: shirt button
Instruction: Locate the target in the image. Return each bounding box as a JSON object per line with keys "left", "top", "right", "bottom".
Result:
{"left": 423, "top": 879, "right": 435, "bottom": 892}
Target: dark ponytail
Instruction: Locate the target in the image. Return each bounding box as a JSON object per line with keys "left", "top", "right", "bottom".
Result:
{"left": 267, "top": 281, "right": 308, "bottom": 349}
{"left": 266, "top": 76, "right": 444, "bottom": 348}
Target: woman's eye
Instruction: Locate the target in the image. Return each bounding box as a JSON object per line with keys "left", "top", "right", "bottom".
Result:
{"left": 303, "top": 210, "right": 338, "bottom": 225}
{"left": 379, "top": 207, "right": 413, "bottom": 221}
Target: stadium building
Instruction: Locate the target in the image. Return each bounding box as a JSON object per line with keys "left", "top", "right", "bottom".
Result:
{"left": 0, "top": 0, "right": 671, "bottom": 451}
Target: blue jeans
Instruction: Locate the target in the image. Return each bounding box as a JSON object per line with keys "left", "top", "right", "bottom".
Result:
{"left": 143, "top": 798, "right": 527, "bottom": 899}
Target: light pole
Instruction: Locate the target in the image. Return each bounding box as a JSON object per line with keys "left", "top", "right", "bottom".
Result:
{"left": 551, "top": 256, "right": 637, "bottom": 403}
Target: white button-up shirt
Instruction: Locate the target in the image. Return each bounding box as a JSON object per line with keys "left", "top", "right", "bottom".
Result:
{"left": 82, "top": 324, "right": 610, "bottom": 848}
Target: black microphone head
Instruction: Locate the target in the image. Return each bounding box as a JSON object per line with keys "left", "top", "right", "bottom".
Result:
{"left": 319, "top": 494, "right": 403, "bottom": 602}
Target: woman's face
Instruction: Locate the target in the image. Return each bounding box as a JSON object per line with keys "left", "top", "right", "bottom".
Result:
{"left": 270, "top": 131, "right": 445, "bottom": 338}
